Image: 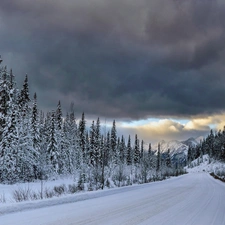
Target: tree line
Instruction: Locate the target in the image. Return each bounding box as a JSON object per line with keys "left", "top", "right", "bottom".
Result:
{"left": 187, "top": 128, "right": 225, "bottom": 166}
{"left": 0, "top": 63, "right": 184, "bottom": 188}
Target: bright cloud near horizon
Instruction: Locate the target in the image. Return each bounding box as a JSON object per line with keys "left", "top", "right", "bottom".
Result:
{"left": 119, "top": 114, "right": 225, "bottom": 144}
{"left": 1, "top": 0, "right": 225, "bottom": 144}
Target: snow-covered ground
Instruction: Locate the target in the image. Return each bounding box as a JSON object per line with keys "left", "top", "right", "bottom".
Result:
{"left": 1, "top": 156, "right": 225, "bottom": 224}
{"left": 0, "top": 176, "right": 75, "bottom": 204}
{"left": 1, "top": 173, "right": 225, "bottom": 225}
{"left": 186, "top": 154, "right": 225, "bottom": 174}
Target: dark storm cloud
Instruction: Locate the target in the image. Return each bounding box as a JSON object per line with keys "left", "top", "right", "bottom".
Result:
{"left": 1, "top": 0, "right": 225, "bottom": 119}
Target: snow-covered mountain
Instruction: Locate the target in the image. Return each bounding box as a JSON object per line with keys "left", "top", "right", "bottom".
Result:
{"left": 153, "top": 137, "right": 199, "bottom": 156}
{"left": 152, "top": 137, "right": 200, "bottom": 164}
{"left": 153, "top": 140, "right": 188, "bottom": 156}
{"left": 181, "top": 137, "right": 198, "bottom": 148}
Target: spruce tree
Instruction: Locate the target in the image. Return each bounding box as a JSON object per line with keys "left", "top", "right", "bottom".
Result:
{"left": 89, "top": 120, "right": 95, "bottom": 166}
{"left": 156, "top": 143, "right": 161, "bottom": 172}
{"left": 110, "top": 120, "right": 117, "bottom": 162}
{"left": 120, "top": 135, "right": 126, "bottom": 164}
{"left": 0, "top": 67, "right": 12, "bottom": 141}
{"left": 84, "top": 132, "right": 90, "bottom": 165}
{"left": 55, "top": 101, "right": 62, "bottom": 131}
{"left": 55, "top": 101, "right": 65, "bottom": 174}
{"left": 127, "top": 135, "right": 132, "bottom": 165}
{"left": 100, "top": 135, "right": 106, "bottom": 189}
{"left": 140, "top": 140, "right": 144, "bottom": 159}
{"left": 134, "top": 134, "right": 140, "bottom": 164}
{"left": 63, "top": 109, "right": 78, "bottom": 173}
{"left": 148, "top": 143, "right": 152, "bottom": 159}
{"left": 94, "top": 118, "right": 101, "bottom": 167}
{"left": 31, "top": 93, "right": 40, "bottom": 178}
{"left": 105, "top": 131, "right": 111, "bottom": 166}
{"left": 206, "top": 129, "right": 215, "bottom": 158}
{"left": 0, "top": 109, "right": 18, "bottom": 183}
{"left": 18, "top": 75, "right": 30, "bottom": 115}
{"left": 79, "top": 112, "right": 86, "bottom": 159}
{"left": 47, "top": 111, "right": 59, "bottom": 174}
{"left": 115, "top": 137, "right": 121, "bottom": 164}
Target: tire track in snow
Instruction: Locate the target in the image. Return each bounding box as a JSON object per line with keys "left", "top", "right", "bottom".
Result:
{"left": 63, "top": 187, "right": 185, "bottom": 225}
{"left": 147, "top": 175, "right": 200, "bottom": 225}
{"left": 184, "top": 173, "right": 216, "bottom": 225}
{"left": 146, "top": 173, "right": 225, "bottom": 225}
{"left": 206, "top": 174, "right": 225, "bottom": 225}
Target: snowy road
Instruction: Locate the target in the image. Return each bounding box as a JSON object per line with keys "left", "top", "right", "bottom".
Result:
{"left": 1, "top": 173, "right": 225, "bottom": 225}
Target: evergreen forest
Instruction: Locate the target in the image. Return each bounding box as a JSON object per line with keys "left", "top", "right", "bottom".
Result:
{"left": 187, "top": 128, "right": 225, "bottom": 166}
{"left": 0, "top": 63, "right": 185, "bottom": 188}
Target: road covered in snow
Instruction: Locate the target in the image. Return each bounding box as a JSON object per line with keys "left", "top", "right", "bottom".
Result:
{"left": 1, "top": 173, "right": 225, "bottom": 225}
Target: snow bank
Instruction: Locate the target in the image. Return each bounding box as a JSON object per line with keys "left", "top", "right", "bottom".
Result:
{"left": 0, "top": 176, "right": 75, "bottom": 203}
{"left": 186, "top": 154, "right": 225, "bottom": 174}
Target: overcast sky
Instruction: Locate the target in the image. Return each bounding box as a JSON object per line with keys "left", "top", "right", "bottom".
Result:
{"left": 1, "top": 0, "right": 225, "bottom": 144}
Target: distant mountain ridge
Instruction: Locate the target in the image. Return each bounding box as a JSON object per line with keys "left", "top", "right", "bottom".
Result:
{"left": 181, "top": 137, "right": 199, "bottom": 148}
{"left": 152, "top": 137, "right": 200, "bottom": 164}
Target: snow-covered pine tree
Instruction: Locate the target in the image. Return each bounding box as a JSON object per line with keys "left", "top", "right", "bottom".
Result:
{"left": 214, "top": 131, "right": 221, "bottom": 159}
{"left": 0, "top": 67, "right": 31, "bottom": 183}
{"left": 78, "top": 112, "right": 86, "bottom": 162}
{"left": 93, "top": 124, "right": 103, "bottom": 188}
{"left": 156, "top": 143, "right": 161, "bottom": 173}
{"left": 62, "top": 108, "right": 79, "bottom": 174}
{"left": 115, "top": 137, "right": 121, "bottom": 165}
{"left": 30, "top": 93, "right": 41, "bottom": 178}
{"left": 116, "top": 136, "right": 125, "bottom": 187}
{"left": 37, "top": 111, "right": 50, "bottom": 178}
{"left": 110, "top": 120, "right": 117, "bottom": 163}
{"left": 105, "top": 131, "right": 111, "bottom": 166}
{"left": 47, "top": 111, "right": 59, "bottom": 175}
{"left": 17, "top": 75, "right": 38, "bottom": 181}
{"left": 70, "top": 109, "right": 79, "bottom": 171}
{"left": 55, "top": 101, "right": 66, "bottom": 174}
{"left": 140, "top": 140, "right": 144, "bottom": 160}
{"left": 18, "top": 75, "right": 30, "bottom": 117}
{"left": 134, "top": 134, "right": 140, "bottom": 164}
{"left": 148, "top": 143, "right": 151, "bottom": 158}
{"left": 100, "top": 135, "right": 106, "bottom": 189}
{"left": 187, "top": 145, "right": 194, "bottom": 166}
{"left": 94, "top": 118, "right": 101, "bottom": 167}
{"left": 127, "top": 135, "right": 132, "bottom": 165}
{"left": 140, "top": 143, "right": 149, "bottom": 184}
{"left": 85, "top": 131, "right": 90, "bottom": 165}
{"left": 55, "top": 101, "right": 62, "bottom": 131}
{"left": 147, "top": 143, "right": 155, "bottom": 170}
{"left": 62, "top": 112, "right": 71, "bottom": 173}
{"left": 206, "top": 129, "right": 215, "bottom": 158}
{"left": 89, "top": 120, "right": 95, "bottom": 166}
{"left": 0, "top": 67, "right": 12, "bottom": 141}
{"left": 120, "top": 135, "right": 126, "bottom": 164}
{"left": 0, "top": 108, "right": 18, "bottom": 183}
{"left": 88, "top": 118, "right": 102, "bottom": 188}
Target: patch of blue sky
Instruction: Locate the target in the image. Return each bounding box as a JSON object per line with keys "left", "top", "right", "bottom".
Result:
{"left": 121, "top": 118, "right": 160, "bottom": 127}
{"left": 170, "top": 118, "right": 190, "bottom": 126}
{"left": 208, "top": 124, "right": 217, "bottom": 129}
{"left": 121, "top": 118, "right": 191, "bottom": 128}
